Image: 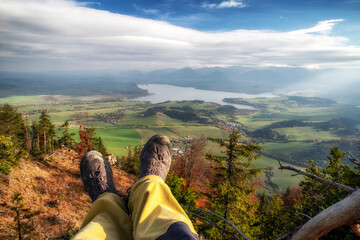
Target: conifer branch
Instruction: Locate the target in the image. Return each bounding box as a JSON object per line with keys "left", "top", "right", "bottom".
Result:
{"left": 183, "top": 206, "right": 249, "bottom": 240}
{"left": 277, "top": 160, "right": 355, "bottom": 193}
{"left": 185, "top": 211, "right": 241, "bottom": 240}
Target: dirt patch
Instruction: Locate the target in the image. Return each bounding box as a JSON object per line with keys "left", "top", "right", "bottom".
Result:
{"left": 0, "top": 148, "right": 136, "bottom": 239}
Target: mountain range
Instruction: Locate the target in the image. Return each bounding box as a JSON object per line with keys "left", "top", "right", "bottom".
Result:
{"left": 1, "top": 66, "right": 359, "bottom": 105}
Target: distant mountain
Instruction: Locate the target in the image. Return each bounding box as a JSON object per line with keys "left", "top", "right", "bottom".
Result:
{"left": 133, "top": 67, "right": 360, "bottom": 105}
{"left": 1, "top": 66, "right": 359, "bottom": 105}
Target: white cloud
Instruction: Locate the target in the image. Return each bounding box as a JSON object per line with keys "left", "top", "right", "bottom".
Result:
{"left": 0, "top": 0, "right": 359, "bottom": 72}
{"left": 291, "top": 19, "right": 344, "bottom": 35}
{"left": 202, "top": 0, "right": 247, "bottom": 9}
{"left": 133, "top": 4, "right": 160, "bottom": 15}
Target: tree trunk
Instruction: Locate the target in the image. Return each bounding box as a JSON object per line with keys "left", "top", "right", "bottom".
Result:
{"left": 37, "top": 131, "right": 40, "bottom": 151}
{"left": 16, "top": 209, "right": 22, "bottom": 240}
{"left": 48, "top": 135, "right": 52, "bottom": 152}
{"left": 224, "top": 148, "right": 234, "bottom": 228}
{"left": 43, "top": 128, "right": 46, "bottom": 154}
{"left": 25, "top": 127, "right": 31, "bottom": 152}
{"left": 290, "top": 189, "right": 360, "bottom": 240}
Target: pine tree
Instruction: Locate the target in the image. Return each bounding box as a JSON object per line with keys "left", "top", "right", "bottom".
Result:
{"left": 59, "top": 120, "right": 75, "bottom": 148}
{"left": 204, "top": 129, "right": 262, "bottom": 239}
{"left": 256, "top": 193, "right": 293, "bottom": 240}
{"left": 38, "top": 110, "right": 56, "bottom": 154}
{"left": 121, "top": 145, "right": 141, "bottom": 175}
{"left": 24, "top": 118, "right": 31, "bottom": 153}
{"left": 0, "top": 104, "right": 26, "bottom": 148}
{"left": 31, "top": 121, "right": 41, "bottom": 156}
{"left": 93, "top": 136, "right": 107, "bottom": 156}
{"left": 12, "top": 192, "right": 41, "bottom": 240}
{"left": 0, "top": 136, "right": 17, "bottom": 175}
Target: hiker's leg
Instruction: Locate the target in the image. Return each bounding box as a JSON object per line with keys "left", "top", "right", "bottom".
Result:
{"left": 128, "top": 134, "right": 200, "bottom": 240}
{"left": 128, "top": 175, "right": 199, "bottom": 240}
{"left": 72, "top": 192, "right": 133, "bottom": 240}
{"left": 73, "top": 151, "right": 133, "bottom": 240}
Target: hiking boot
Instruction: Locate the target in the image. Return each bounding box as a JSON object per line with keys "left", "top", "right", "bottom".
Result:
{"left": 80, "top": 150, "right": 118, "bottom": 202}
{"left": 139, "top": 134, "right": 172, "bottom": 181}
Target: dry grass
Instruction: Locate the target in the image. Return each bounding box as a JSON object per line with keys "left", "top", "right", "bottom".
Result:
{"left": 0, "top": 148, "right": 136, "bottom": 239}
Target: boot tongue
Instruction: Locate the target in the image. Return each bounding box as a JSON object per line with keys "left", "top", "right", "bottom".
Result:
{"left": 89, "top": 163, "right": 108, "bottom": 191}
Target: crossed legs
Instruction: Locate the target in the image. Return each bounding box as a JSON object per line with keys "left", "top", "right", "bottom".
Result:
{"left": 72, "top": 135, "right": 200, "bottom": 240}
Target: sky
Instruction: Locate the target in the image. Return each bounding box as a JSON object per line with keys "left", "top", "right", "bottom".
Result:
{"left": 0, "top": 0, "right": 360, "bottom": 72}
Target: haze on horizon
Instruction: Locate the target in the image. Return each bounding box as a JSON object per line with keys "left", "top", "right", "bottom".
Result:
{"left": 0, "top": 0, "right": 360, "bottom": 73}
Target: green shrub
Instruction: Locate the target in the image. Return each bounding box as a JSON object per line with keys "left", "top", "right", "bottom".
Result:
{"left": 0, "top": 136, "right": 17, "bottom": 175}
{"left": 166, "top": 173, "right": 201, "bottom": 206}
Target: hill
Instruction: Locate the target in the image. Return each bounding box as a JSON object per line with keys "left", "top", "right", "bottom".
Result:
{"left": 0, "top": 148, "right": 136, "bottom": 239}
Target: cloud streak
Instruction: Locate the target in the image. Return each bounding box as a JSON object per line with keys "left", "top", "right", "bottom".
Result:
{"left": 202, "top": 0, "right": 247, "bottom": 9}
{"left": 0, "top": 0, "right": 359, "bottom": 72}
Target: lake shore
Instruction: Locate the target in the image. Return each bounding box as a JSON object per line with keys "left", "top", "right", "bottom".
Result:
{"left": 131, "top": 84, "right": 277, "bottom": 109}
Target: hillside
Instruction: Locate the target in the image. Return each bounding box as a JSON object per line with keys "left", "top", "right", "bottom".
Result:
{"left": 0, "top": 148, "right": 136, "bottom": 239}
{"left": 1, "top": 101, "right": 359, "bottom": 239}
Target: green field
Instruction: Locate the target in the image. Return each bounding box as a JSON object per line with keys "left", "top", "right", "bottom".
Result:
{"left": 255, "top": 156, "right": 304, "bottom": 192}
{"left": 0, "top": 95, "right": 44, "bottom": 104}
{"left": 136, "top": 128, "right": 180, "bottom": 140}
{"left": 170, "top": 126, "right": 229, "bottom": 139}
{"left": 118, "top": 112, "right": 185, "bottom": 127}
{"left": 57, "top": 127, "right": 142, "bottom": 157}
{"left": 262, "top": 142, "right": 315, "bottom": 155}
{"left": 234, "top": 98, "right": 360, "bottom": 131}
{"left": 275, "top": 126, "right": 340, "bottom": 141}
{"left": 96, "top": 128, "right": 142, "bottom": 157}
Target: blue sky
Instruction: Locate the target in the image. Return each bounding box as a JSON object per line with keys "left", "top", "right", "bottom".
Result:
{"left": 78, "top": 0, "right": 360, "bottom": 43}
{"left": 0, "top": 0, "right": 359, "bottom": 71}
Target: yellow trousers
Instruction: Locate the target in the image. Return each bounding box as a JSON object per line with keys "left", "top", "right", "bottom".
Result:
{"left": 73, "top": 175, "right": 199, "bottom": 240}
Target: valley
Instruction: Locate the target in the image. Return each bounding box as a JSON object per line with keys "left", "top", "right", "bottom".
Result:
{"left": 2, "top": 89, "right": 359, "bottom": 193}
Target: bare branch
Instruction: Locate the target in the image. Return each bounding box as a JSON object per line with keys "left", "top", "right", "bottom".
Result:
{"left": 347, "top": 151, "right": 360, "bottom": 167}
{"left": 44, "top": 150, "right": 58, "bottom": 161}
{"left": 185, "top": 211, "right": 241, "bottom": 240}
{"left": 290, "top": 189, "right": 360, "bottom": 240}
{"left": 295, "top": 210, "right": 311, "bottom": 219}
{"left": 278, "top": 226, "right": 302, "bottom": 240}
{"left": 278, "top": 161, "right": 355, "bottom": 193}
{"left": 183, "top": 206, "right": 250, "bottom": 240}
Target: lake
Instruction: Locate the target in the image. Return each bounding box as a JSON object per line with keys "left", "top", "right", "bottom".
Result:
{"left": 132, "top": 84, "right": 277, "bottom": 109}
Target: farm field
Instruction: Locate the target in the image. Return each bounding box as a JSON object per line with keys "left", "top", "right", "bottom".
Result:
{"left": 0, "top": 95, "right": 44, "bottom": 104}
{"left": 275, "top": 126, "right": 340, "bottom": 141}
{"left": 262, "top": 142, "right": 315, "bottom": 155}
{"left": 255, "top": 156, "right": 304, "bottom": 192}
{"left": 96, "top": 128, "right": 142, "bottom": 157}
{"left": 236, "top": 114, "right": 281, "bottom": 130}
